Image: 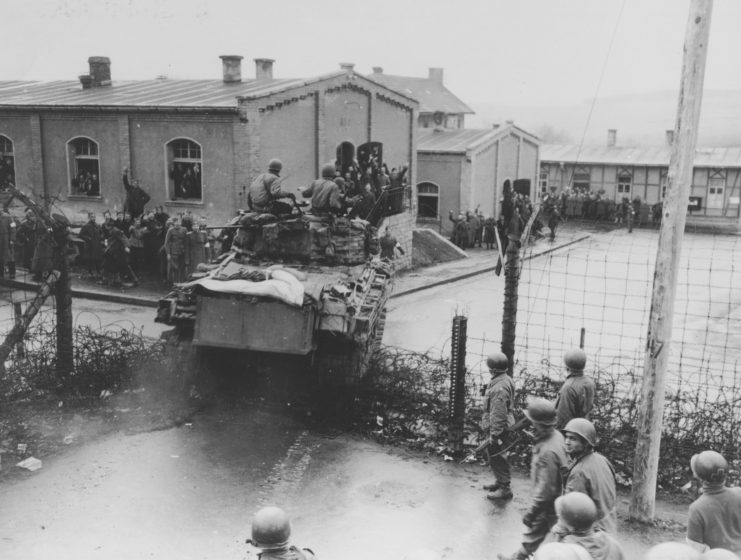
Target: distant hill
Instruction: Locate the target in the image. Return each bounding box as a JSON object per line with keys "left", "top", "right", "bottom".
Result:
{"left": 467, "top": 90, "right": 741, "bottom": 147}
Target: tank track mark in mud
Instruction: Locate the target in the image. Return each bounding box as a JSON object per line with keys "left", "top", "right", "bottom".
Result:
{"left": 155, "top": 212, "right": 394, "bottom": 388}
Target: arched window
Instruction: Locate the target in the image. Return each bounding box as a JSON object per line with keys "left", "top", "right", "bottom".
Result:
{"left": 67, "top": 137, "right": 100, "bottom": 197}
{"left": 0, "top": 135, "right": 15, "bottom": 189}
{"left": 417, "top": 182, "right": 440, "bottom": 219}
{"left": 167, "top": 139, "right": 202, "bottom": 201}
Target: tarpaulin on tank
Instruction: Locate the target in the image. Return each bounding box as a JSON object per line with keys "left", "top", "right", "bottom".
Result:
{"left": 182, "top": 267, "right": 304, "bottom": 307}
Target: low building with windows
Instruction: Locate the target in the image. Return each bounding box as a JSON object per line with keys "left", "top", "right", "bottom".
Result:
{"left": 0, "top": 56, "right": 419, "bottom": 265}
{"left": 540, "top": 129, "right": 741, "bottom": 224}
{"left": 416, "top": 124, "right": 540, "bottom": 231}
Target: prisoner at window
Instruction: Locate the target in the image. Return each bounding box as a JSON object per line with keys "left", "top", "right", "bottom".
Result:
{"left": 68, "top": 137, "right": 101, "bottom": 196}
{"left": 167, "top": 139, "right": 202, "bottom": 201}
{"left": 0, "top": 135, "right": 15, "bottom": 190}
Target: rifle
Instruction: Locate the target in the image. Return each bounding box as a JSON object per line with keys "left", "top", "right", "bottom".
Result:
{"left": 463, "top": 415, "right": 530, "bottom": 463}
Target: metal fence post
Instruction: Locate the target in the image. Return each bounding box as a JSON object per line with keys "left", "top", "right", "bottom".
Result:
{"left": 449, "top": 315, "right": 467, "bottom": 453}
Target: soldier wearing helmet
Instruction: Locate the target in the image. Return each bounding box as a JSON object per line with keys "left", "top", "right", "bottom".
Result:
{"left": 299, "top": 163, "right": 343, "bottom": 215}
{"left": 246, "top": 506, "right": 317, "bottom": 560}
{"left": 481, "top": 351, "right": 515, "bottom": 500}
{"left": 561, "top": 418, "right": 617, "bottom": 535}
{"left": 548, "top": 492, "right": 625, "bottom": 560}
{"left": 248, "top": 159, "right": 296, "bottom": 216}
{"left": 686, "top": 450, "right": 741, "bottom": 554}
{"left": 499, "top": 398, "right": 568, "bottom": 560}
{"left": 555, "top": 348, "right": 596, "bottom": 429}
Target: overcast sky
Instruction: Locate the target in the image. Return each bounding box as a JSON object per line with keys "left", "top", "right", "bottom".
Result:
{"left": 1, "top": 0, "right": 737, "bottom": 107}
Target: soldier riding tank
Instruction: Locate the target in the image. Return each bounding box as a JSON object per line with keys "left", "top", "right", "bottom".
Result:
{"left": 155, "top": 204, "right": 394, "bottom": 388}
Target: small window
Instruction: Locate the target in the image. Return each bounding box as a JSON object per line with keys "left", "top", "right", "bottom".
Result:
{"left": 68, "top": 137, "right": 100, "bottom": 197}
{"left": 167, "top": 139, "right": 202, "bottom": 201}
{"left": 572, "top": 168, "right": 590, "bottom": 193}
{"left": 617, "top": 174, "right": 632, "bottom": 194}
{"left": 0, "top": 135, "right": 15, "bottom": 189}
{"left": 417, "top": 182, "right": 439, "bottom": 219}
{"left": 539, "top": 167, "right": 549, "bottom": 193}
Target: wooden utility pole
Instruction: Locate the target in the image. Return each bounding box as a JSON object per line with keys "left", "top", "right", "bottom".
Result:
{"left": 629, "top": 0, "right": 713, "bottom": 522}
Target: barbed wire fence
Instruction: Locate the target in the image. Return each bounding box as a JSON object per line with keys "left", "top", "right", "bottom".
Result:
{"left": 464, "top": 226, "right": 741, "bottom": 488}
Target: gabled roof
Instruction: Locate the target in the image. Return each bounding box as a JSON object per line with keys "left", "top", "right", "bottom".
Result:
{"left": 0, "top": 70, "right": 417, "bottom": 110}
{"left": 541, "top": 144, "right": 741, "bottom": 168}
{"left": 367, "top": 73, "right": 474, "bottom": 115}
{"left": 418, "top": 125, "right": 539, "bottom": 154}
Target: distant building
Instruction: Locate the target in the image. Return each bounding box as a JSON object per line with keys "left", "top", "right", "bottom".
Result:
{"left": 417, "top": 124, "right": 540, "bottom": 227}
{"left": 0, "top": 56, "right": 419, "bottom": 266}
{"left": 540, "top": 129, "right": 741, "bottom": 223}
{"left": 370, "top": 67, "right": 540, "bottom": 235}
{"left": 368, "top": 67, "right": 473, "bottom": 129}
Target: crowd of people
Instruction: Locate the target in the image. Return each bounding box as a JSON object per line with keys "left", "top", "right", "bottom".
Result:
{"left": 553, "top": 189, "right": 663, "bottom": 228}
{"left": 478, "top": 348, "right": 741, "bottom": 560}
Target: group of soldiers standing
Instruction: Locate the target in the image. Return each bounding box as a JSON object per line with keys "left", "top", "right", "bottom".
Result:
{"left": 480, "top": 349, "right": 741, "bottom": 559}
{"left": 556, "top": 190, "right": 663, "bottom": 229}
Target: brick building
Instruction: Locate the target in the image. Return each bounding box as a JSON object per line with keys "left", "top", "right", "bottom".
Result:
{"left": 540, "top": 129, "right": 741, "bottom": 225}
{"left": 0, "top": 56, "right": 418, "bottom": 267}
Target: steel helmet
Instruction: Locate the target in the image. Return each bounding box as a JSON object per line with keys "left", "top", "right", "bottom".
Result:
{"left": 251, "top": 506, "right": 291, "bottom": 550}
{"left": 321, "top": 163, "right": 337, "bottom": 179}
{"left": 564, "top": 348, "right": 587, "bottom": 372}
{"left": 534, "top": 542, "right": 591, "bottom": 560}
{"left": 644, "top": 542, "right": 703, "bottom": 560}
{"left": 562, "top": 418, "right": 597, "bottom": 448}
{"left": 690, "top": 450, "right": 728, "bottom": 483}
{"left": 524, "top": 398, "right": 557, "bottom": 426}
{"left": 704, "top": 550, "right": 741, "bottom": 560}
{"left": 555, "top": 492, "right": 598, "bottom": 530}
{"left": 268, "top": 159, "right": 283, "bottom": 174}
{"left": 486, "top": 352, "right": 509, "bottom": 373}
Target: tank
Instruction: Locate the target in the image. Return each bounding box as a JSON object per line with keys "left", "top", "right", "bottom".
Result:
{"left": 155, "top": 209, "right": 394, "bottom": 387}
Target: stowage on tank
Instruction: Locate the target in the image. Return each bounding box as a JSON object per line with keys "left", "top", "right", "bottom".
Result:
{"left": 155, "top": 209, "right": 393, "bottom": 386}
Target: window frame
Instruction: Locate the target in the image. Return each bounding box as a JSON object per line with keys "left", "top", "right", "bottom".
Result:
{"left": 617, "top": 168, "right": 632, "bottom": 195}
{"left": 572, "top": 166, "right": 591, "bottom": 193}
{"left": 416, "top": 181, "right": 440, "bottom": 219}
{"left": 67, "top": 136, "right": 102, "bottom": 198}
{"left": 0, "top": 134, "right": 16, "bottom": 190}
{"left": 165, "top": 137, "right": 204, "bottom": 204}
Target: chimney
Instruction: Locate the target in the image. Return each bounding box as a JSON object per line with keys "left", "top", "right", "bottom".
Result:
{"left": 78, "top": 74, "right": 93, "bottom": 89}
{"left": 428, "top": 67, "right": 444, "bottom": 84}
{"left": 220, "top": 55, "right": 243, "bottom": 83}
{"left": 607, "top": 129, "right": 617, "bottom": 147}
{"left": 339, "top": 62, "right": 355, "bottom": 74}
{"left": 254, "top": 58, "right": 274, "bottom": 80}
{"left": 505, "top": 119, "right": 514, "bottom": 125}
{"left": 372, "top": 66, "right": 383, "bottom": 74}
{"left": 665, "top": 129, "right": 675, "bottom": 146}
{"left": 88, "top": 56, "right": 111, "bottom": 87}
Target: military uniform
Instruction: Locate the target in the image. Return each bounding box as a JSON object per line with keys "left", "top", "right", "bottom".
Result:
{"left": 555, "top": 372, "right": 596, "bottom": 429}
{"left": 249, "top": 171, "right": 293, "bottom": 215}
{"left": 302, "top": 179, "right": 342, "bottom": 214}
{"left": 558, "top": 529, "right": 625, "bottom": 560}
{"left": 164, "top": 223, "right": 187, "bottom": 283}
{"left": 482, "top": 371, "right": 515, "bottom": 491}
{"left": 687, "top": 484, "right": 741, "bottom": 553}
{"left": 512, "top": 429, "right": 569, "bottom": 557}
{"left": 563, "top": 450, "right": 618, "bottom": 534}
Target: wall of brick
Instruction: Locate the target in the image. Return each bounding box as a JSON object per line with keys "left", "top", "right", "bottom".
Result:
{"left": 128, "top": 114, "right": 235, "bottom": 224}
{"left": 0, "top": 114, "right": 35, "bottom": 197}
